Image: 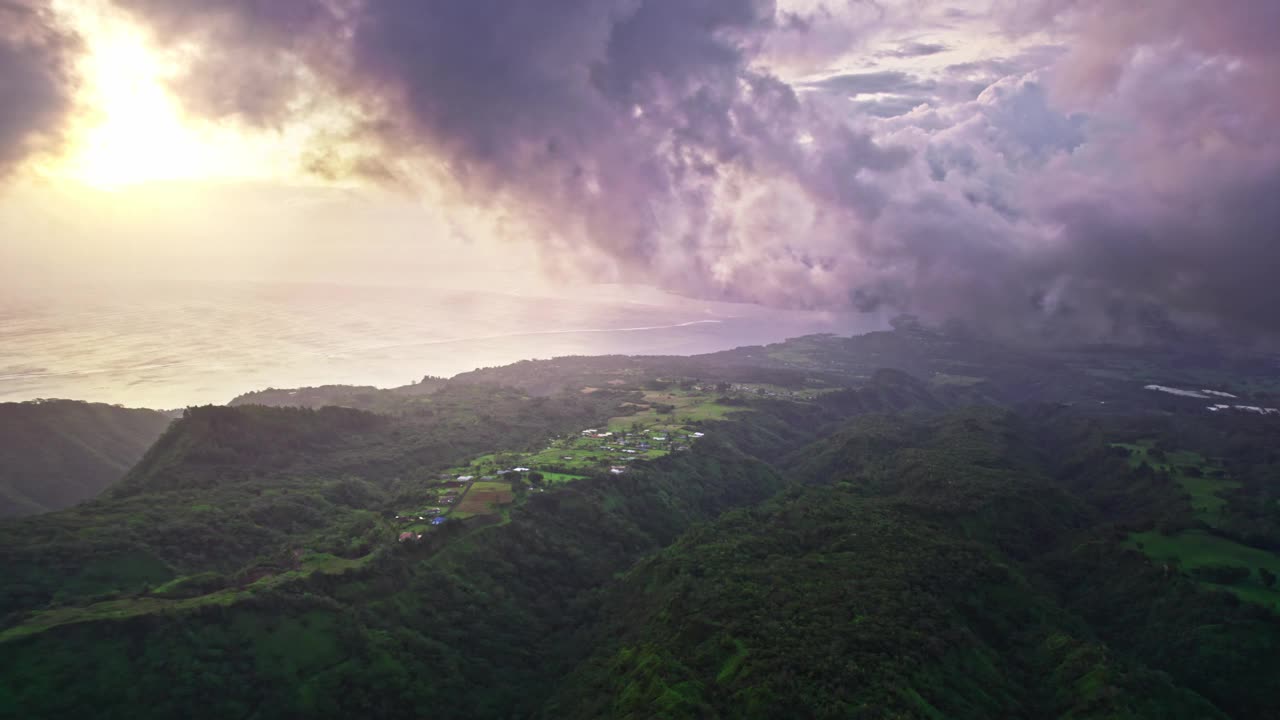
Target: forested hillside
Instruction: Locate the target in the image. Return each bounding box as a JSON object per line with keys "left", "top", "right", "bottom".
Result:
{"left": 0, "top": 400, "right": 173, "bottom": 518}
{"left": 227, "top": 375, "right": 446, "bottom": 412}
{"left": 2, "top": 329, "right": 1279, "bottom": 718}
{"left": 551, "top": 409, "right": 1280, "bottom": 718}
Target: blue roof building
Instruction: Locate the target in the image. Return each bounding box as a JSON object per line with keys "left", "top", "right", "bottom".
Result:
{"left": 431, "top": 516, "right": 447, "bottom": 525}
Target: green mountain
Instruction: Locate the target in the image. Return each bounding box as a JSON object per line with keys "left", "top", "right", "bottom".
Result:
{"left": 550, "top": 410, "right": 1275, "bottom": 718}
{"left": 0, "top": 400, "right": 173, "bottom": 518}
{"left": 227, "top": 375, "right": 446, "bottom": 412}
{"left": 2, "top": 328, "right": 1279, "bottom": 718}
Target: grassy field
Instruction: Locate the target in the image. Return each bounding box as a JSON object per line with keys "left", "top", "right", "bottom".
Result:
{"left": 0, "top": 549, "right": 379, "bottom": 642}
{"left": 540, "top": 471, "right": 588, "bottom": 485}
{"left": 606, "top": 390, "right": 740, "bottom": 431}
{"left": 1114, "top": 441, "right": 1240, "bottom": 522}
{"left": 763, "top": 336, "right": 831, "bottom": 368}
{"left": 1127, "top": 530, "right": 1280, "bottom": 609}
{"left": 525, "top": 439, "right": 612, "bottom": 468}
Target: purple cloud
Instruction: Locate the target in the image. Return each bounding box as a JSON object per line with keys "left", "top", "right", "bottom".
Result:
{"left": 102, "top": 0, "right": 1280, "bottom": 340}
{"left": 0, "top": 1, "right": 79, "bottom": 177}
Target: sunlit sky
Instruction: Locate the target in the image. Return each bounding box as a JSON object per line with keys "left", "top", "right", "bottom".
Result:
{"left": 5, "top": 1, "right": 544, "bottom": 294}
{"left": 43, "top": 0, "right": 301, "bottom": 188}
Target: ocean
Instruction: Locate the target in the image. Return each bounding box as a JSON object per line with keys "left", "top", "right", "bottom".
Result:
{"left": 0, "top": 282, "right": 881, "bottom": 409}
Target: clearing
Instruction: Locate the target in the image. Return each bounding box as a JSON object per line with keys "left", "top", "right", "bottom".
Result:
{"left": 1113, "top": 441, "right": 1240, "bottom": 523}
{"left": 1127, "top": 530, "right": 1280, "bottom": 610}
{"left": 605, "top": 389, "right": 741, "bottom": 432}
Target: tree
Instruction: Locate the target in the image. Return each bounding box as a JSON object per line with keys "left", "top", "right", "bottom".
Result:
{"left": 1190, "top": 564, "right": 1250, "bottom": 585}
{"left": 1260, "top": 567, "right": 1277, "bottom": 588}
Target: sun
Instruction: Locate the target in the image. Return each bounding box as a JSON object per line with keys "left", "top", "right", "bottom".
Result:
{"left": 46, "top": 0, "right": 275, "bottom": 189}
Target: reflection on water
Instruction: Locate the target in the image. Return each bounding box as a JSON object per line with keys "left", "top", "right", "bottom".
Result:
{"left": 0, "top": 282, "right": 882, "bottom": 408}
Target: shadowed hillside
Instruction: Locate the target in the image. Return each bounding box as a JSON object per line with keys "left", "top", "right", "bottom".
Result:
{"left": 0, "top": 401, "right": 173, "bottom": 518}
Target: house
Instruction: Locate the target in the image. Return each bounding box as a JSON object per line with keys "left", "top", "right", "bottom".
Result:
{"left": 610, "top": 466, "right": 626, "bottom": 474}
{"left": 456, "top": 475, "right": 475, "bottom": 482}
{"left": 398, "top": 532, "right": 415, "bottom": 542}
{"left": 692, "top": 432, "right": 705, "bottom": 438}
{"left": 431, "top": 517, "right": 447, "bottom": 525}
{"left": 512, "top": 467, "right": 530, "bottom": 472}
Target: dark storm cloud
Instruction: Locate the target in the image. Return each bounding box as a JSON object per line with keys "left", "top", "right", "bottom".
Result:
{"left": 1000, "top": 0, "right": 1280, "bottom": 338}
{"left": 0, "top": 1, "right": 79, "bottom": 177}
{"left": 111, "top": 0, "right": 1280, "bottom": 341}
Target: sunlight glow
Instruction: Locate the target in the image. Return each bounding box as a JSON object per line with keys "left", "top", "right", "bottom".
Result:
{"left": 47, "top": 1, "right": 282, "bottom": 189}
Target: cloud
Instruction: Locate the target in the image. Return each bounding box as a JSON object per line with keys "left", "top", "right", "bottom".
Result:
{"left": 880, "top": 41, "right": 949, "bottom": 58}
{"left": 112, "top": 0, "right": 910, "bottom": 298}
{"left": 799, "top": 70, "right": 937, "bottom": 96}
{"left": 107, "top": 0, "right": 1280, "bottom": 341}
{"left": 850, "top": 96, "right": 933, "bottom": 118}
{"left": 0, "top": 1, "right": 80, "bottom": 178}
{"left": 999, "top": 0, "right": 1280, "bottom": 338}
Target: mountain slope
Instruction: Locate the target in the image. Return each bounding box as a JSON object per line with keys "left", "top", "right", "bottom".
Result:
{"left": 227, "top": 375, "right": 446, "bottom": 412}
{"left": 0, "top": 400, "right": 172, "bottom": 518}
{"left": 547, "top": 410, "right": 1259, "bottom": 719}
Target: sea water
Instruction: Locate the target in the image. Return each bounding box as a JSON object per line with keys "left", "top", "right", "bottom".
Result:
{"left": 0, "top": 281, "right": 881, "bottom": 408}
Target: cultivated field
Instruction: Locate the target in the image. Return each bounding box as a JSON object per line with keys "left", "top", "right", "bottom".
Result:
{"left": 455, "top": 481, "right": 515, "bottom": 517}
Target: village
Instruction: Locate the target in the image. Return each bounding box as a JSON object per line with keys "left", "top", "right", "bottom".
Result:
{"left": 391, "top": 381, "right": 844, "bottom": 540}
{"left": 394, "top": 419, "right": 708, "bottom": 540}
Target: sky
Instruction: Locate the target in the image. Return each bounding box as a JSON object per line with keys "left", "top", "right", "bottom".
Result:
{"left": 2, "top": 0, "right": 1278, "bottom": 342}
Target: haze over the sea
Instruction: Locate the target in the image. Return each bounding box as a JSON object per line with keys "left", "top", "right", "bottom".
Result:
{"left": 0, "top": 281, "right": 882, "bottom": 409}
